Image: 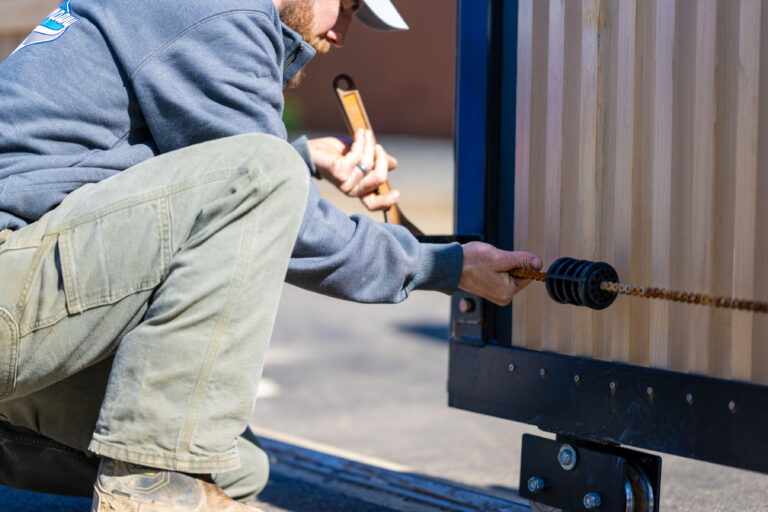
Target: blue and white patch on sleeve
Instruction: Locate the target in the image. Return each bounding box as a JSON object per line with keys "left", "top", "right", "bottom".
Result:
{"left": 12, "top": 1, "right": 80, "bottom": 55}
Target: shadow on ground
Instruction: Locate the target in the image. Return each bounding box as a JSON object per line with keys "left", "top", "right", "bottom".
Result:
{"left": 0, "top": 485, "right": 90, "bottom": 512}
{"left": 0, "top": 477, "right": 402, "bottom": 512}
{"left": 257, "top": 474, "right": 401, "bottom": 512}
{"left": 396, "top": 322, "right": 450, "bottom": 343}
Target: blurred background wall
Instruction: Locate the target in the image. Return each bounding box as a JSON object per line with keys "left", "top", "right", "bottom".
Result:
{"left": 0, "top": 0, "right": 58, "bottom": 57}
{"left": 286, "top": 1, "right": 456, "bottom": 137}
{"left": 0, "top": 0, "right": 456, "bottom": 138}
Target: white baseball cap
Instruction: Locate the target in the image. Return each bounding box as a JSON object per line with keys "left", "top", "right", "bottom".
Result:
{"left": 356, "top": 0, "right": 409, "bottom": 31}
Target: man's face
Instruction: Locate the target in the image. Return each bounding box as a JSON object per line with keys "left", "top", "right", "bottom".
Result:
{"left": 280, "top": 0, "right": 361, "bottom": 53}
{"left": 280, "top": 0, "right": 361, "bottom": 88}
{"left": 312, "top": 0, "right": 361, "bottom": 48}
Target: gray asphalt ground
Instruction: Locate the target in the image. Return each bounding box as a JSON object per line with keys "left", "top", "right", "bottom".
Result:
{"left": 3, "top": 135, "right": 768, "bottom": 511}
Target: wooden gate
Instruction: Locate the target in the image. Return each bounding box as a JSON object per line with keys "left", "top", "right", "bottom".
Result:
{"left": 511, "top": 0, "right": 768, "bottom": 384}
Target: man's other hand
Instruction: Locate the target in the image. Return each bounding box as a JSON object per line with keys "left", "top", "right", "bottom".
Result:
{"left": 459, "top": 242, "right": 543, "bottom": 306}
{"left": 307, "top": 129, "right": 399, "bottom": 211}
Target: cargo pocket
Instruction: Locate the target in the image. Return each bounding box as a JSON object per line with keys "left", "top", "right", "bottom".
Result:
{"left": 0, "top": 308, "right": 19, "bottom": 400}
{"left": 57, "top": 197, "right": 171, "bottom": 314}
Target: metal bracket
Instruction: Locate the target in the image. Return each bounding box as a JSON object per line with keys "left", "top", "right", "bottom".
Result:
{"left": 519, "top": 434, "right": 660, "bottom": 512}
{"left": 450, "top": 291, "right": 485, "bottom": 345}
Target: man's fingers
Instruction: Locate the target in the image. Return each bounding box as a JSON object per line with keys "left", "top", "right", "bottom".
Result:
{"left": 361, "top": 130, "right": 375, "bottom": 171}
{"left": 458, "top": 243, "right": 543, "bottom": 305}
{"left": 498, "top": 251, "right": 542, "bottom": 272}
{"left": 387, "top": 154, "right": 398, "bottom": 171}
{"left": 361, "top": 189, "right": 399, "bottom": 211}
{"left": 349, "top": 129, "right": 365, "bottom": 160}
{"left": 350, "top": 144, "right": 390, "bottom": 197}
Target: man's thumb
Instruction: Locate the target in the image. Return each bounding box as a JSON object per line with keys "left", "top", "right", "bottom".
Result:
{"left": 504, "top": 251, "right": 542, "bottom": 271}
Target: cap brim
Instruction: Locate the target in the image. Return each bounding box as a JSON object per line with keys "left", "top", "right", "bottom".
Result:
{"left": 356, "top": 1, "right": 409, "bottom": 31}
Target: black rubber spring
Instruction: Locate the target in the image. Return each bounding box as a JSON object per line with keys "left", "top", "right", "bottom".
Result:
{"left": 544, "top": 257, "right": 619, "bottom": 310}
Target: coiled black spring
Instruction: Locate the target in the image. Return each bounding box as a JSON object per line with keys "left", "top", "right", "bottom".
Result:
{"left": 545, "top": 257, "right": 619, "bottom": 310}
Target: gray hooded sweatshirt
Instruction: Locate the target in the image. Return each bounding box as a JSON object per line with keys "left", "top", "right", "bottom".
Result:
{"left": 0, "top": 0, "right": 462, "bottom": 303}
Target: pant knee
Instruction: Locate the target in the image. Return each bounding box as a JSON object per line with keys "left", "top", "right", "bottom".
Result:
{"left": 240, "top": 134, "right": 308, "bottom": 201}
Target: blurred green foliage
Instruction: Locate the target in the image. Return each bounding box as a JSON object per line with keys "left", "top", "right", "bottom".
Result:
{"left": 282, "top": 93, "right": 304, "bottom": 133}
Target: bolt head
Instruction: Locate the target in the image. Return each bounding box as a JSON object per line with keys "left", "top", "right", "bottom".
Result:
{"left": 609, "top": 381, "right": 617, "bottom": 391}
{"left": 539, "top": 368, "right": 547, "bottom": 378}
{"left": 583, "top": 492, "right": 602, "bottom": 509}
{"left": 686, "top": 393, "right": 694, "bottom": 404}
{"left": 458, "top": 297, "right": 476, "bottom": 314}
{"left": 574, "top": 374, "right": 581, "bottom": 384}
{"left": 729, "top": 400, "right": 736, "bottom": 412}
{"left": 527, "top": 476, "right": 545, "bottom": 493}
{"left": 646, "top": 386, "right": 654, "bottom": 396}
{"left": 558, "top": 444, "right": 577, "bottom": 471}
{"left": 508, "top": 363, "right": 516, "bottom": 373}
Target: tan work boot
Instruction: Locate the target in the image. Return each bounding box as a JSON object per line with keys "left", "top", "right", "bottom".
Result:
{"left": 92, "top": 458, "right": 262, "bottom": 511}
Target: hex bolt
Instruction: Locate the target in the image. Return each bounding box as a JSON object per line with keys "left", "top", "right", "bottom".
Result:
{"left": 458, "top": 298, "right": 476, "bottom": 314}
{"left": 729, "top": 400, "right": 737, "bottom": 412}
{"left": 609, "top": 381, "right": 617, "bottom": 391}
{"left": 583, "top": 492, "right": 602, "bottom": 509}
{"left": 557, "top": 443, "right": 577, "bottom": 471}
{"left": 527, "top": 476, "right": 545, "bottom": 493}
{"left": 574, "top": 374, "right": 581, "bottom": 384}
{"left": 646, "top": 386, "right": 654, "bottom": 396}
{"left": 539, "top": 368, "right": 547, "bottom": 378}
{"left": 686, "top": 393, "right": 694, "bottom": 405}
{"left": 509, "top": 364, "right": 517, "bottom": 373}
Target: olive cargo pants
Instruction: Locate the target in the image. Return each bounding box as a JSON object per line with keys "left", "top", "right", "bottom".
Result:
{"left": 0, "top": 134, "right": 308, "bottom": 492}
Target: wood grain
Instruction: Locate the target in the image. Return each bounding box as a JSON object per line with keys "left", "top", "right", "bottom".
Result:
{"left": 514, "top": 0, "right": 767, "bottom": 384}
{"left": 512, "top": 0, "right": 534, "bottom": 348}
{"left": 541, "top": 0, "right": 565, "bottom": 353}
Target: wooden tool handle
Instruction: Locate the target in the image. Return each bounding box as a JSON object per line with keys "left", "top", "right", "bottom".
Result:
{"left": 333, "top": 74, "right": 422, "bottom": 235}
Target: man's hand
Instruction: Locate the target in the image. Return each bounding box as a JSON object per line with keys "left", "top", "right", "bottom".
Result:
{"left": 459, "top": 242, "right": 543, "bottom": 306}
{"left": 307, "top": 129, "right": 399, "bottom": 211}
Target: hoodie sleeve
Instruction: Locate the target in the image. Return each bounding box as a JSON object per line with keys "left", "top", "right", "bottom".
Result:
{"left": 287, "top": 182, "right": 463, "bottom": 303}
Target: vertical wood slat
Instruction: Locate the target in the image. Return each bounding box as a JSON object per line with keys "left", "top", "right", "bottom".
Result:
{"left": 668, "top": 0, "right": 695, "bottom": 373}
{"left": 730, "top": 0, "right": 762, "bottom": 381}
{"left": 649, "top": 0, "right": 675, "bottom": 369}
{"left": 612, "top": 0, "right": 637, "bottom": 363}
{"left": 558, "top": 0, "right": 584, "bottom": 354}
{"left": 709, "top": 1, "right": 739, "bottom": 379}
{"left": 594, "top": 0, "right": 616, "bottom": 363}
{"left": 513, "top": 0, "right": 767, "bottom": 385}
{"left": 688, "top": 0, "right": 717, "bottom": 378}
{"left": 596, "top": 0, "right": 636, "bottom": 363}
{"left": 629, "top": 0, "right": 654, "bottom": 368}
{"left": 541, "top": 0, "right": 565, "bottom": 353}
{"left": 512, "top": 0, "right": 534, "bottom": 348}
{"left": 523, "top": 0, "right": 553, "bottom": 353}
{"left": 753, "top": 0, "right": 768, "bottom": 385}
{"left": 574, "top": 0, "right": 600, "bottom": 358}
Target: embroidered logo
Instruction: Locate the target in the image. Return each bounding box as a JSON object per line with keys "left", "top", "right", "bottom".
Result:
{"left": 12, "top": 1, "right": 80, "bottom": 55}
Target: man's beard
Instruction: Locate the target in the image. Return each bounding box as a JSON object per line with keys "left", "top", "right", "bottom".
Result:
{"left": 280, "top": 0, "right": 332, "bottom": 89}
